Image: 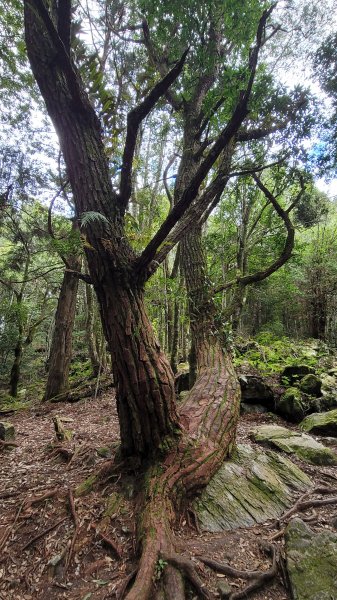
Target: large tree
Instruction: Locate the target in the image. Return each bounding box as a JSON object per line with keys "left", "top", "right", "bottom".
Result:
{"left": 23, "top": 1, "right": 313, "bottom": 597}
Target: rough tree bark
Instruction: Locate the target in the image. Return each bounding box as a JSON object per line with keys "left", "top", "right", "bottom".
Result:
{"left": 44, "top": 259, "right": 81, "bottom": 400}
{"left": 24, "top": 1, "right": 272, "bottom": 596}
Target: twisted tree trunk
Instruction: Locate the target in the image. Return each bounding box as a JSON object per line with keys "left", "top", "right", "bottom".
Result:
{"left": 24, "top": 2, "right": 241, "bottom": 597}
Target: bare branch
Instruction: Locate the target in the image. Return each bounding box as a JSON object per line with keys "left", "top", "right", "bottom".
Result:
{"left": 118, "top": 49, "right": 189, "bottom": 215}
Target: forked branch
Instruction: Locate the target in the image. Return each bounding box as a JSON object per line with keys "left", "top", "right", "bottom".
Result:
{"left": 118, "top": 49, "right": 189, "bottom": 215}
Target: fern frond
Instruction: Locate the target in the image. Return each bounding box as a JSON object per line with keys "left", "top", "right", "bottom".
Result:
{"left": 80, "top": 211, "right": 110, "bottom": 228}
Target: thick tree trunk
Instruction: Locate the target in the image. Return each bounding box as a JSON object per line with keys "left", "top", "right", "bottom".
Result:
{"left": 24, "top": 5, "right": 178, "bottom": 456}
{"left": 45, "top": 266, "right": 80, "bottom": 401}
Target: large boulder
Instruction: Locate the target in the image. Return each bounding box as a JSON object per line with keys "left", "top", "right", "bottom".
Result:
{"left": 251, "top": 424, "right": 337, "bottom": 466}
{"left": 0, "top": 421, "right": 15, "bottom": 441}
{"left": 300, "top": 409, "right": 337, "bottom": 437}
{"left": 285, "top": 518, "right": 337, "bottom": 600}
{"left": 281, "top": 364, "right": 315, "bottom": 386}
{"left": 299, "top": 373, "right": 322, "bottom": 397}
{"left": 194, "top": 443, "right": 311, "bottom": 531}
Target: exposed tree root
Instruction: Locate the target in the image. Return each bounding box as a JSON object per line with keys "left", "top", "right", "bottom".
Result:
{"left": 280, "top": 486, "right": 337, "bottom": 523}
{"left": 200, "top": 543, "right": 278, "bottom": 600}
{"left": 23, "top": 487, "right": 59, "bottom": 512}
{"left": 118, "top": 568, "right": 138, "bottom": 600}
{"left": 162, "top": 552, "right": 213, "bottom": 599}
{"left": 96, "top": 529, "right": 123, "bottom": 559}
{"left": 120, "top": 352, "right": 240, "bottom": 600}
{"left": 65, "top": 488, "right": 79, "bottom": 572}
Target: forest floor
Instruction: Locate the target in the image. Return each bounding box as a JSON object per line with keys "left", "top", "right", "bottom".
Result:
{"left": 1, "top": 390, "right": 337, "bottom": 600}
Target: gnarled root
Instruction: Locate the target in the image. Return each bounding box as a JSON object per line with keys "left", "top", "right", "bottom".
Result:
{"left": 123, "top": 353, "right": 240, "bottom": 600}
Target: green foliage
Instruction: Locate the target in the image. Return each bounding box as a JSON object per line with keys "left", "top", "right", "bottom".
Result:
{"left": 234, "top": 332, "right": 329, "bottom": 375}
{"left": 80, "top": 211, "right": 110, "bottom": 228}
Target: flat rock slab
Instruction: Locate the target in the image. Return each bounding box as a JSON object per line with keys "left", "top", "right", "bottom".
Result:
{"left": 0, "top": 421, "right": 15, "bottom": 441}
{"left": 194, "top": 444, "right": 311, "bottom": 532}
{"left": 285, "top": 518, "right": 337, "bottom": 600}
{"left": 251, "top": 424, "right": 337, "bottom": 466}
{"left": 300, "top": 409, "right": 337, "bottom": 437}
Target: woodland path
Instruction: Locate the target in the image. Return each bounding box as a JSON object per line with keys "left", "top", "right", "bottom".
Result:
{"left": 1, "top": 392, "right": 337, "bottom": 600}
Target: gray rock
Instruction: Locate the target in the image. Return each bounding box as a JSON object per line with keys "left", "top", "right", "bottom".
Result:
{"left": 251, "top": 424, "right": 337, "bottom": 466}
{"left": 285, "top": 518, "right": 337, "bottom": 599}
{"left": 300, "top": 409, "right": 337, "bottom": 437}
{"left": 194, "top": 444, "right": 311, "bottom": 532}
{"left": 0, "top": 421, "right": 15, "bottom": 441}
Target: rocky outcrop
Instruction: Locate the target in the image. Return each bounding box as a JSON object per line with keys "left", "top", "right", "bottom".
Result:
{"left": 194, "top": 444, "right": 311, "bottom": 531}
{"left": 285, "top": 518, "right": 337, "bottom": 600}
{"left": 251, "top": 424, "right": 337, "bottom": 466}
{"left": 300, "top": 409, "right": 337, "bottom": 437}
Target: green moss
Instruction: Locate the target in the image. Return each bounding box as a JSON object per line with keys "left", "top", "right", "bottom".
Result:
{"left": 75, "top": 474, "right": 97, "bottom": 497}
{"left": 300, "top": 409, "right": 337, "bottom": 437}
{"left": 104, "top": 492, "right": 123, "bottom": 518}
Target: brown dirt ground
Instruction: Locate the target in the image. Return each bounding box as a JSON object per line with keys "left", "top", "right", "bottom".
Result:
{"left": 1, "top": 392, "right": 337, "bottom": 600}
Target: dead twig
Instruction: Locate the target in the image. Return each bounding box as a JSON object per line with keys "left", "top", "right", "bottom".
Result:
{"left": 21, "top": 516, "right": 67, "bottom": 551}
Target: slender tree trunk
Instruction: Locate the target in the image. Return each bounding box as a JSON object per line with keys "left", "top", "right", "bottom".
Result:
{"left": 45, "top": 264, "right": 80, "bottom": 400}
{"left": 85, "top": 279, "right": 100, "bottom": 377}
{"left": 9, "top": 335, "right": 23, "bottom": 397}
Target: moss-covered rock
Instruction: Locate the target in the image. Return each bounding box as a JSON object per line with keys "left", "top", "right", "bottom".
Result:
{"left": 276, "top": 387, "right": 305, "bottom": 422}
{"left": 300, "top": 409, "right": 337, "bottom": 437}
{"left": 299, "top": 374, "right": 322, "bottom": 397}
{"left": 194, "top": 444, "right": 311, "bottom": 532}
{"left": 281, "top": 364, "right": 315, "bottom": 385}
{"left": 0, "top": 421, "right": 15, "bottom": 441}
{"left": 251, "top": 424, "right": 337, "bottom": 466}
{"left": 285, "top": 518, "right": 337, "bottom": 599}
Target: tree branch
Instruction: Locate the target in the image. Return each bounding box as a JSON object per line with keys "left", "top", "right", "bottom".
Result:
{"left": 118, "top": 49, "right": 189, "bottom": 215}
{"left": 213, "top": 173, "right": 305, "bottom": 295}
{"left": 26, "top": 0, "right": 90, "bottom": 112}
{"left": 134, "top": 5, "right": 275, "bottom": 280}
{"left": 57, "top": 0, "right": 71, "bottom": 53}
